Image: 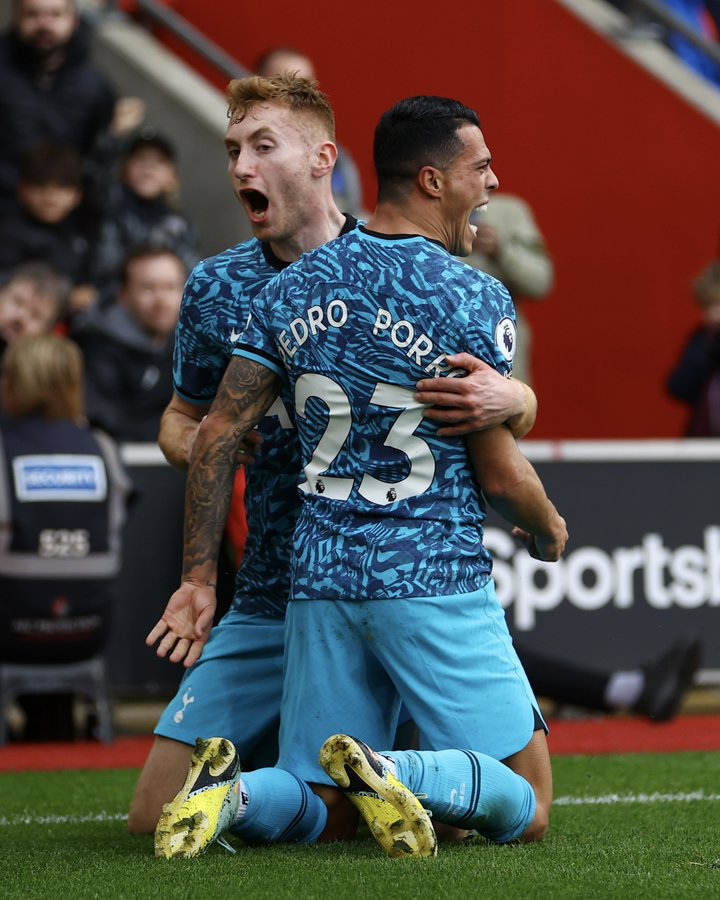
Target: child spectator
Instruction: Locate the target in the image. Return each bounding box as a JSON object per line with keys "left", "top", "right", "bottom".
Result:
{"left": 72, "top": 246, "right": 185, "bottom": 441}
{"left": 90, "top": 131, "right": 197, "bottom": 305}
{"left": 0, "top": 334, "right": 131, "bottom": 740}
{"left": 0, "top": 262, "right": 68, "bottom": 358}
{"left": 0, "top": 143, "right": 97, "bottom": 314}
{"left": 668, "top": 259, "right": 720, "bottom": 435}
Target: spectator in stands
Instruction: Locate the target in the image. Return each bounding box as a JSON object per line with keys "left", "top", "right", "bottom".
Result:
{"left": 71, "top": 246, "right": 185, "bottom": 442}
{"left": 0, "top": 0, "right": 118, "bottom": 213}
{"left": 90, "top": 131, "right": 198, "bottom": 306}
{"left": 0, "top": 334, "right": 131, "bottom": 740}
{"left": 667, "top": 258, "right": 720, "bottom": 435}
{"left": 465, "top": 193, "right": 554, "bottom": 385}
{"left": 256, "top": 47, "right": 365, "bottom": 216}
{"left": 0, "top": 261, "right": 68, "bottom": 359}
{"left": 0, "top": 143, "right": 98, "bottom": 314}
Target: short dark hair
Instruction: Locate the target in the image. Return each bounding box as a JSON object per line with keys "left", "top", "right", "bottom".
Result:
{"left": 373, "top": 96, "right": 482, "bottom": 202}
{"left": 18, "top": 142, "right": 84, "bottom": 188}
{"left": 13, "top": 0, "right": 76, "bottom": 18}
{"left": 119, "top": 245, "right": 186, "bottom": 286}
{"left": 123, "top": 131, "right": 176, "bottom": 164}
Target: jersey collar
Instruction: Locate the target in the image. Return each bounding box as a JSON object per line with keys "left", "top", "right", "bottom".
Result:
{"left": 261, "top": 214, "right": 360, "bottom": 271}
{"left": 359, "top": 225, "right": 447, "bottom": 252}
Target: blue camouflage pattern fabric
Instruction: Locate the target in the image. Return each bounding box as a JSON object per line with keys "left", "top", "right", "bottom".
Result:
{"left": 233, "top": 226, "right": 517, "bottom": 601}
{"left": 174, "top": 239, "right": 298, "bottom": 618}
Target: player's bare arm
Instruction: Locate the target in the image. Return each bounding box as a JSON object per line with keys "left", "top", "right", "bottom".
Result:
{"left": 505, "top": 380, "right": 537, "bottom": 439}
{"left": 146, "top": 357, "right": 281, "bottom": 666}
{"left": 159, "top": 392, "right": 264, "bottom": 472}
{"left": 466, "top": 425, "right": 567, "bottom": 561}
{"left": 158, "top": 393, "right": 209, "bottom": 470}
{"left": 416, "top": 352, "right": 536, "bottom": 438}
{"left": 183, "top": 356, "right": 281, "bottom": 579}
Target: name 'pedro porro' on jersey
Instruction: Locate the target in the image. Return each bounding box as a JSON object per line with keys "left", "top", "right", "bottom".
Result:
{"left": 233, "top": 226, "right": 518, "bottom": 602}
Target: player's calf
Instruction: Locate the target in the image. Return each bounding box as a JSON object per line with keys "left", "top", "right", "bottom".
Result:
{"left": 128, "top": 736, "right": 194, "bottom": 834}
{"left": 309, "top": 783, "right": 360, "bottom": 841}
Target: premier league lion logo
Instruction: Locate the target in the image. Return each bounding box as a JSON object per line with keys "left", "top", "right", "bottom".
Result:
{"left": 495, "top": 317, "right": 517, "bottom": 363}
{"left": 503, "top": 322, "right": 514, "bottom": 354}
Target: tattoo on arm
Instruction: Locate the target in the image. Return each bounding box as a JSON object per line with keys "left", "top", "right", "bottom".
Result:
{"left": 182, "top": 358, "right": 281, "bottom": 576}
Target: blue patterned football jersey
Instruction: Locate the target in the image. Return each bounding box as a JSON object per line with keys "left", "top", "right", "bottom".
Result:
{"left": 175, "top": 239, "right": 296, "bottom": 617}
{"left": 233, "top": 227, "right": 517, "bottom": 601}
{"left": 174, "top": 215, "right": 358, "bottom": 616}
{"left": 172, "top": 248, "right": 281, "bottom": 617}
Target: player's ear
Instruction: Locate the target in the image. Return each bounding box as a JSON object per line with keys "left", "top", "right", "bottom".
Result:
{"left": 312, "top": 140, "right": 338, "bottom": 178}
{"left": 417, "top": 165, "right": 442, "bottom": 199}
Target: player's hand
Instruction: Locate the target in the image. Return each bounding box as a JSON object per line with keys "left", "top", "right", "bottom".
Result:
{"left": 237, "top": 428, "right": 264, "bottom": 466}
{"left": 415, "top": 353, "right": 524, "bottom": 436}
{"left": 191, "top": 418, "right": 262, "bottom": 467}
{"left": 512, "top": 517, "right": 568, "bottom": 562}
{"left": 145, "top": 580, "right": 217, "bottom": 668}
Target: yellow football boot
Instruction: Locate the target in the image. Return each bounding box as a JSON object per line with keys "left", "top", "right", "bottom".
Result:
{"left": 155, "top": 736, "right": 242, "bottom": 859}
{"left": 319, "top": 733, "right": 437, "bottom": 859}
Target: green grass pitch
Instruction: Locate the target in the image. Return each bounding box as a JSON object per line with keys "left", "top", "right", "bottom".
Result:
{"left": 2, "top": 753, "right": 719, "bottom": 899}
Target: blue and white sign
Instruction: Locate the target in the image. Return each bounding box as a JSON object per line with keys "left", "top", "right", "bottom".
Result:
{"left": 13, "top": 454, "right": 107, "bottom": 502}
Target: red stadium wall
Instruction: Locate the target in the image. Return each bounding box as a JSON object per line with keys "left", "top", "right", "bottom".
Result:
{"left": 156, "top": 0, "right": 720, "bottom": 439}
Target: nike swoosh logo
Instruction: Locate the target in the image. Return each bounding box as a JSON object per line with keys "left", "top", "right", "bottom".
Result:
{"left": 230, "top": 328, "right": 242, "bottom": 342}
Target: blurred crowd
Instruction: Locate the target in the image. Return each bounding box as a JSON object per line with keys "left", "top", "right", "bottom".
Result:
{"left": 0, "top": 0, "right": 201, "bottom": 448}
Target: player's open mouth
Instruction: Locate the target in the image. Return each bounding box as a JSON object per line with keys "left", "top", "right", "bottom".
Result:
{"left": 468, "top": 204, "right": 487, "bottom": 237}
{"left": 240, "top": 189, "right": 270, "bottom": 223}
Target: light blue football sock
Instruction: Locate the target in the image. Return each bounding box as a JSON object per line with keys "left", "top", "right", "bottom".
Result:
{"left": 389, "top": 748, "right": 535, "bottom": 843}
{"left": 229, "top": 767, "right": 327, "bottom": 844}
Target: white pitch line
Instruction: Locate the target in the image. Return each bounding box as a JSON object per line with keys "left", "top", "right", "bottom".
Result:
{"left": 1, "top": 792, "right": 719, "bottom": 827}
{"left": 554, "top": 790, "right": 720, "bottom": 806}
{"left": 0, "top": 811, "right": 128, "bottom": 826}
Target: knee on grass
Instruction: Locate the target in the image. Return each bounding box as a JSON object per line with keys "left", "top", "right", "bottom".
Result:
{"left": 127, "top": 795, "right": 161, "bottom": 835}
{"left": 520, "top": 803, "right": 549, "bottom": 843}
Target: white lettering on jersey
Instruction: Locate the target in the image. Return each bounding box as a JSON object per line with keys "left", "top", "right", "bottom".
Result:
{"left": 373, "top": 307, "right": 456, "bottom": 376}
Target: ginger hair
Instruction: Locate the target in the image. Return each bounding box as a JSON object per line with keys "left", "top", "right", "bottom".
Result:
{"left": 226, "top": 72, "right": 336, "bottom": 142}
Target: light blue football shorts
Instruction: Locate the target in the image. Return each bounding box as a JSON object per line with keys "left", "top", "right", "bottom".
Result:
{"left": 154, "top": 608, "right": 285, "bottom": 763}
{"left": 277, "top": 579, "right": 545, "bottom": 785}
